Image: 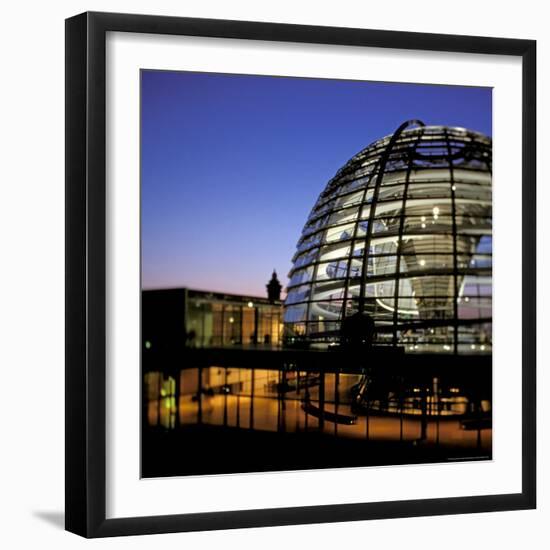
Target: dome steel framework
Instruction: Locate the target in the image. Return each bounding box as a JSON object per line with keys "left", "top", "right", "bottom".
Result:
{"left": 284, "top": 120, "right": 492, "bottom": 354}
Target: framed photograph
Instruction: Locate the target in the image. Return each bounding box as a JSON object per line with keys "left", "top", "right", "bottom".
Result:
{"left": 65, "top": 11, "right": 536, "bottom": 537}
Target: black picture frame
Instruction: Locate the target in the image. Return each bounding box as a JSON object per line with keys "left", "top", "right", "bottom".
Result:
{"left": 65, "top": 11, "right": 536, "bottom": 538}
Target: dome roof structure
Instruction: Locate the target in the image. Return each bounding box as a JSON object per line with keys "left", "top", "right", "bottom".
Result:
{"left": 284, "top": 120, "right": 492, "bottom": 354}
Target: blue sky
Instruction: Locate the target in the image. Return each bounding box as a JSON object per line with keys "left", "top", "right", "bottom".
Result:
{"left": 141, "top": 70, "right": 492, "bottom": 296}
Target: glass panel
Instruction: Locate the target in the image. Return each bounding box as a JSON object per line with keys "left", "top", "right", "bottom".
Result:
{"left": 327, "top": 206, "right": 359, "bottom": 226}
{"left": 308, "top": 300, "right": 344, "bottom": 321}
{"left": 285, "top": 284, "right": 311, "bottom": 305}
{"left": 368, "top": 255, "right": 398, "bottom": 276}
{"left": 318, "top": 242, "right": 351, "bottom": 263}
{"left": 288, "top": 265, "right": 315, "bottom": 287}
{"left": 293, "top": 248, "right": 318, "bottom": 268}
{"left": 315, "top": 260, "right": 349, "bottom": 281}
{"left": 324, "top": 223, "right": 354, "bottom": 243}
{"left": 283, "top": 304, "right": 307, "bottom": 323}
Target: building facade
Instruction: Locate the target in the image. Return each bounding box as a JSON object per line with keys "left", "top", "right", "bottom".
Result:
{"left": 143, "top": 288, "right": 283, "bottom": 352}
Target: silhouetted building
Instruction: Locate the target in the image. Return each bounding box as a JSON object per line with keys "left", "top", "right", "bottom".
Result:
{"left": 284, "top": 121, "right": 492, "bottom": 354}
{"left": 266, "top": 270, "right": 282, "bottom": 303}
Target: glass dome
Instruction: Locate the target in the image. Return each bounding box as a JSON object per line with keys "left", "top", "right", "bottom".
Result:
{"left": 284, "top": 121, "right": 492, "bottom": 354}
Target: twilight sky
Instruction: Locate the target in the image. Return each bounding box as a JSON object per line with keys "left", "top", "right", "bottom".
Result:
{"left": 141, "top": 70, "right": 492, "bottom": 297}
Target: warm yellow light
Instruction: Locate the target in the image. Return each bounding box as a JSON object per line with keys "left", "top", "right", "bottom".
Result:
{"left": 247, "top": 301, "right": 254, "bottom": 308}
{"left": 419, "top": 259, "right": 426, "bottom": 266}
{"left": 229, "top": 317, "right": 234, "bottom": 323}
{"left": 433, "top": 206, "right": 440, "bottom": 215}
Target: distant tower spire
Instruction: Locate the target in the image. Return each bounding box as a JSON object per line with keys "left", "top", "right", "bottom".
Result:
{"left": 266, "top": 269, "right": 282, "bottom": 303}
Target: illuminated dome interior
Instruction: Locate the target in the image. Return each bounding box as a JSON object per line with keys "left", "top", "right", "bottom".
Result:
{"left": 284, "top": 121, "right": 492, "bottom": 354}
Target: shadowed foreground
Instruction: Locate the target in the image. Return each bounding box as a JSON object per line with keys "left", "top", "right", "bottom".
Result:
{"left": 142, "top": 423, "right": 491, "bottom": 478}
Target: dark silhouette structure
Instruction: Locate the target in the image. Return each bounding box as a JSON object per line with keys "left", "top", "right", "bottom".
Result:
{"left": 266, "top": 270, "right": 282, "bottom": 303}
{"left": 340, "top": 311, "right": 375, "bottom": 349}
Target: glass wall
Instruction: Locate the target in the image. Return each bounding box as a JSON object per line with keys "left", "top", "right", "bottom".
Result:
{"left": 185, "top": 294, "right": 283, "bottom": 348}
{"left": 284, "top": 124, "right": 492, "bottom": 353}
